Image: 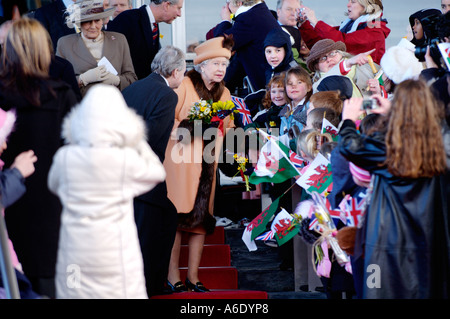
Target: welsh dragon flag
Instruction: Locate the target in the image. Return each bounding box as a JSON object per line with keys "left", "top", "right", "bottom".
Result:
{"left": 249, "top": 138, "right": 300, "bottom": 185}
{"left": 271, "top": 209, "right": 299, "bottom": 246}
{"left": 296, "top": 153, "right": 333, "bottom": 195}
{"left": 321, "top": 117, "right": 339, "bottom": 142}
{"left": 242, "top": 196, "right": 281, "bottom": 251}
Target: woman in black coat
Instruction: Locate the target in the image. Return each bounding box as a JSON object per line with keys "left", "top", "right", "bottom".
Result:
{"left": 338, "top": 79, "right": 450, "bottom": 299}
{"left": 0, "top": 18, "right": 78, "bottom": 298}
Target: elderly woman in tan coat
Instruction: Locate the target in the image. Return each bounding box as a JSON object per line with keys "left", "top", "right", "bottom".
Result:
{"left": 164, "top": 36, "right": 234, "bottom": 293}
{"left": 56, "top": 0, "right": 137, "bottom": 96}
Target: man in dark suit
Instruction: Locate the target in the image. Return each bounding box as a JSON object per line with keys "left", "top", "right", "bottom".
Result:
{"left": 34, "top": 0, "right": 77, "bottom": 51}
{"left": 121, "top": 45, "right": 186, "bottom": 297}
{"left": 213, "top": 0, "right": 282, "bottom": 92}
{"left": 108, "top": 0, "right": 184, "bottom": 80}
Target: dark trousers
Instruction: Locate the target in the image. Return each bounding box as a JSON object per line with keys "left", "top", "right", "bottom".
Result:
{"left": 134, "top": 198, "right": 178, "bottom": 297}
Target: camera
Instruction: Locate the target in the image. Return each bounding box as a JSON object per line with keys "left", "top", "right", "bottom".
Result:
{"left": 296, "top": 7, "right": 307, "bottom": 24}
{"left": 414, "top": 13, "right": 444, "bottom": 65}
{"left": 361, "top": 98, "right": 378, "bottom": 110}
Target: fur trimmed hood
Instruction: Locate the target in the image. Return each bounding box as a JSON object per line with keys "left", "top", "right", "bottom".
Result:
{"left": 62, "top": 84, "right": 146, "bottom": 148}
{"left": 0, "top": 108, "right": 15, "bottom": 145}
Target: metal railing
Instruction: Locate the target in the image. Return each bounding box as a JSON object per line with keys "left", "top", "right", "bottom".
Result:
{"left": 0, "top": 202, "right": 20, "bottom": 299}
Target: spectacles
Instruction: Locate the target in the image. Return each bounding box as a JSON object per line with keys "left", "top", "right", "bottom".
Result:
{"left": 318, "top": 50, "right": 339, "bottom": 63}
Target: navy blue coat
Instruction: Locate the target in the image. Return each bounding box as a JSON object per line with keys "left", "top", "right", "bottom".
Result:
{"left": 122, "top": 72, "right": 176, "bottom": 204}
{"left": 34, "top": 0, "right": 76, "bottom": 51}
{"left": 213, "top": 2, "right": 282, "bottom": 91}
{"left": 107, "top": 5, "right": 161, "bottom": 80}
{"left": 263, "top": 27, "right": 296, "bottom": 85}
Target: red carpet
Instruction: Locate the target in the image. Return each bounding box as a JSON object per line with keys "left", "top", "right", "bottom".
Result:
{"left": 151, "top": 290, "right": 268, "bottom": 299}
{"left": 151, "top": 226, "right": 268, "bottom": 299}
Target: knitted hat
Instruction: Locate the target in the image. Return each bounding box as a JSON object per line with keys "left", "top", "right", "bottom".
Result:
{"left": 349, "top": 162, "right": 371, "bottom": 184}
{"left": 380, "top": 46, "right": 423, "bottom": 84}
{"left": 65, "top": 0, "right": 114, "bottom": 28}
{"left": 194, "top": 37, "right": 232, "bottom": 65}
{"left": 306, "top": 39, "right": 346, "bottom": 72}
{"left": 0, "top": 108, "right": 16, "bottom": 145}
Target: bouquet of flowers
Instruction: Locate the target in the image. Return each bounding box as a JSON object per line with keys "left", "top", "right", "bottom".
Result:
{"left": 188, "top": 99, "right": 238, "bottom": 123}
{"left": 188, "top": 99, "right": 238, "bottom": 135}
{"left": 211, "top": 100, "right": 237, "bottom": 121}
{"left": 188, "top": 99, "right": 214, "bottom": 124}
{"left": 233, "top": 154, "right": 251, "bottom": 192}
{"left": 309, "top": 192, "right": 350, "bottom": 277}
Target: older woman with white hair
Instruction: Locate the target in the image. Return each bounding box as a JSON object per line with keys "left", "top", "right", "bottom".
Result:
{"left": 298, "top": 0, "right": 390, "bottom": 64}
{"left": 56, "top": 0, "right": 137, "bottom": 96}
{"left": 164, "top": 36, "right": 235, "bottom": 293}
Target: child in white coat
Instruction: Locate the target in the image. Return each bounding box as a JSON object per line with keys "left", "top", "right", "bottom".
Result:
{"left": 48, "top": 85, "right": 166, "bottom": 299}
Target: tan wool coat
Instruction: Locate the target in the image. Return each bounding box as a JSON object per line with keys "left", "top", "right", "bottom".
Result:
{"left": 163, "top": 76, "right": 233, "bottom": 228}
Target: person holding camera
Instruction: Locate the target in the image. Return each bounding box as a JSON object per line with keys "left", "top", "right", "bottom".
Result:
{"left": 338, "top": 79, "right": 450, "bottom": 298}
{"left": 298, "top": 0, "right": 389, "bottom": 65}
{"left": 417, "top": 11, "right": 450, "bottom": 127}
{"left": 409, "top": 8, "right": 442, "bottom": 48}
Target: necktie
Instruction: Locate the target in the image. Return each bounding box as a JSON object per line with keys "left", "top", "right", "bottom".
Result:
{"left": 152, "top": 23, "right": 158, "bottom": 42}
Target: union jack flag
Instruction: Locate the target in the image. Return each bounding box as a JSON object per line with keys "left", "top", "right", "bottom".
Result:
{"left": 255, "top": 230, "right": 274, "bottom": 241}
{"left": 308, "top": 196, "right": 345, "bottom": 230}
{"left": 343, "top": 194, "right": 366, "bottom": 227}
{"left": 231, "top": 95, "right": 252, "bottom": 126}
{"left": 289, "top": 150, "right": 305, "bottom": 168}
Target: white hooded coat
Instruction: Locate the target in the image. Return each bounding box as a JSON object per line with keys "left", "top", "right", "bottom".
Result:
{"left": 48, "top": 85, "right": 166, "bottom": 299}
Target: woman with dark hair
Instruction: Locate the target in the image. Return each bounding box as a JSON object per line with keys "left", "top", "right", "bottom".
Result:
{"left": 409, "top": 8, "right": 442, "bottom": 47}
{"left": 338, "top": 79, "right": 450, "bottom": 298}
{"left": 0, "top": 18, "right": 78, "bottom": 298}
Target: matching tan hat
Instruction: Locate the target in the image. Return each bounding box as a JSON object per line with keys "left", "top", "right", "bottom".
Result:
{"left": 193, "top": 37, "right": 232, "bottom": 65}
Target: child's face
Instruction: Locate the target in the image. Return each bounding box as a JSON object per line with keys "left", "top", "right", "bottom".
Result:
{"left": 265, "top": 46, "right": 286, "bottom": 68}
{"left": 412, "top": 18, "right": 424, "bottom": 41}
{"left": 286, "top": 74, "right": 310, "bottom": 104}
{"left": 270, "top": 84, "right": 287, "bottom": 106}
{"left": 299, "top": 39, "right": 310, "bottom": 56}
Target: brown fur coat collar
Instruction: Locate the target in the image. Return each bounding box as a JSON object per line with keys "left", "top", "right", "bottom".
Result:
{"left": 186, "top": 69, "right": 225, "bottom": 103}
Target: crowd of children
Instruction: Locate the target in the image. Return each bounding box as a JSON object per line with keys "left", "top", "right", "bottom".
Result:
{"left": 1, "top": 0, "right": 450, "bottom": 300}
{"left": 235, "top": 3, "right": 450, "bottom": 299}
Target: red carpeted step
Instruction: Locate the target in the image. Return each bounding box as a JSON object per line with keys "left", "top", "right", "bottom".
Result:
{"left": 151, "top": 289, "right": 268, "bottom": 299}
{"left": 181, "top": 226, "right": 225, "bottom": 245}
{"left": 179, "top": 244, "right": 231, "bottom": 267}
{"left": 179, "top": 266, "right": 238, "bottom": 290}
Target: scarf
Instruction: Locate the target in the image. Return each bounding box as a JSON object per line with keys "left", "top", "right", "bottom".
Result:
{"left": 339, "top": 12, "right": 382, "bottom": 34}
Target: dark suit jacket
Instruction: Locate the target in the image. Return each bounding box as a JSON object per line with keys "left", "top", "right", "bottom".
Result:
{"left": 34, "top": 0, "right": 76, "bottom": 51}
{"left": 107, "top": 5, "right": 160, "bottom": 80}
{"left": 213, "top": 2, "right": 281, "bottom": 91}
{"left": 122, "top": 72, "right": 177, "bottom": 205}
